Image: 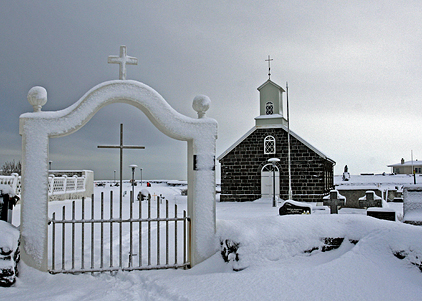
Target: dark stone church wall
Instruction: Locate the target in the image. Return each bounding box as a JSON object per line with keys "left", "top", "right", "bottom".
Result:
{"left": 220, "top": 128, "right": 334, "bottom": 202}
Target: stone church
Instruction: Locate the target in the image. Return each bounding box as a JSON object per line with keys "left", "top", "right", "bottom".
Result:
{"left": 218, "top": 78, "right": 335, "bottom": 202}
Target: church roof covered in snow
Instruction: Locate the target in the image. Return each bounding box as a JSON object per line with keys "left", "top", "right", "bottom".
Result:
{"left": 217, "top": 124, "right": 335, "bottom": 164}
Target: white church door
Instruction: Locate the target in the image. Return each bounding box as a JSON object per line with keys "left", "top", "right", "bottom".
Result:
{"left": 261, "top": 163, "right": 280, "bottom": 199}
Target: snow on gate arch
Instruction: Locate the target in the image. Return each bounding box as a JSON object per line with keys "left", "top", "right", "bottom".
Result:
{"left": 19, "top": 80, "right": 218, "bottom": 271}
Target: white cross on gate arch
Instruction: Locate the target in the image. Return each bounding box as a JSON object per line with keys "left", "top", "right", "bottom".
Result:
{"left": 108, "top": 45, "right": 138, "bottom": 80}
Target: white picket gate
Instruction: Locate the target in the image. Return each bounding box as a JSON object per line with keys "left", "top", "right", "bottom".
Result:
{"left": 48, "top": 191, "right": 190, "bottom": 274}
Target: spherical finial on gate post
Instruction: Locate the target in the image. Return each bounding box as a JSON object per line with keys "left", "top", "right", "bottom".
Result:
{"left": 27, "top": 86, "right": 47, "bottom": 112}
{"left": 192, "top": 95, "right": 211, "bottom": 118}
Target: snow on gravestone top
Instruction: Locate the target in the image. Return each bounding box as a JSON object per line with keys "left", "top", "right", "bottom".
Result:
{"left": 279, "top": 200, "right": 312, "bottom": 215}
{"left": 323, "top": 190, "right": 346, "bottom": 214}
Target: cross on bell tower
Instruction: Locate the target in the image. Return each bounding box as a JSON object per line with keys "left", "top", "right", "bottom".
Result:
{"left": 108, "top": 45, "right": 138, "bottom": 80}
{"left": 265, "top": 55, "right": 273, "bottom": 79}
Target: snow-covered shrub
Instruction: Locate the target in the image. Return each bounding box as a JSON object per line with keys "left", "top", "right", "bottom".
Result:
{"left": 220, "top": 239, "right": 245, "bottom": 271}
{"left": 220, "top": 239, "right": 240, "bottom": 263}
{"left": 393, "top": 249, "right": 422, "bottom": 272}
{"left": 304, "top": 237, "right": 359, "bottom": 254}
{"left": 0, "top": 220, "right": 20, "bottom": 286}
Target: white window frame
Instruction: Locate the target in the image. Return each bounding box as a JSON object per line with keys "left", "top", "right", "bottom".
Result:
{"left": 264, "top": 135, "right": 276, "bottom": 154}
{"left": 265, "top": 102, "right": 274, "bottom": 115}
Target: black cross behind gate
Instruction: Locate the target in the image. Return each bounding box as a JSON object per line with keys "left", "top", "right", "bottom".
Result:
{"left": 97, "top": 123, "right": 145, "bottom": 267}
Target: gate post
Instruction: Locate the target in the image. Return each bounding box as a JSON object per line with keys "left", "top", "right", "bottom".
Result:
{"left": 20, "top": 119, "right": 50, "bottom": 271}
{"left": 187, "top": 95, "right": 218, "bottom": 266}
{"left": 188, "top": 140, "right": 217, "bottom": 266}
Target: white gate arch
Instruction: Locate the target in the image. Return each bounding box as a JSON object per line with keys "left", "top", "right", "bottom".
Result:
{"left": 19, "top": 80, "right": 218, "bottom": 271}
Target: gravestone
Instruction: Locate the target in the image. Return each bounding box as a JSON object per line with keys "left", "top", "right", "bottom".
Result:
{"left": 342, "top": 165, "right": 350, "bottom": 181}
{"left": 367, "top": 208, "right": 396, "bottom": 221}
{"left": 402, "top": 185, "right": 422, "bottom": 225}
{"left": 335, "top": 187, "right": 382, "bottom": 208}
{"left": 359, "top": 190, "right": 382, "bottom": 208}
{"left": 138, "top": 189, "right": 151, "bottom": 201}
{"left": 386, "top": 188, "right": 400, "bottom": 202}
{"left": 279, "top": 200, "right": 312, "bottom": 215}
{"left": 323, "top": 190, "right": 345, "bottom": 214}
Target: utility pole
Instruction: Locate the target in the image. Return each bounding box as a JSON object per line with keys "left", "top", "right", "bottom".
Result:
{"left": 268, "top": 158, "right": 280, "bottom": 207}
{"left": 287, "top": 82, "right": 292, "bottom": 200}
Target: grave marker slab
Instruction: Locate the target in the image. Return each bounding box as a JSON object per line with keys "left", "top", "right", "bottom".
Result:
{"left": 279, "top": 200, "right": 311, "bottom": 215}
{"left": 367, "top": 208, "right": 396, "bottom": 221}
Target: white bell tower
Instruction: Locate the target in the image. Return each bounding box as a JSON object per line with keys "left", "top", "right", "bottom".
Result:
{"left": 255, "top": 79, "right": 287, "bottom": 127}
{"left": 255, "top": 55, "right": 287, "bottom": 127}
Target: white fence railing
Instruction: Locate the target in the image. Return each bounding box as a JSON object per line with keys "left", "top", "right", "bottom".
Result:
{"left": 48, "top": 175, "right": 86, "bottom": 195}
{"left": 0, "top": 173, "right": 21, "bottom": 196}
{"left": 0, "top": 170, "right": 94, "bottom": 201}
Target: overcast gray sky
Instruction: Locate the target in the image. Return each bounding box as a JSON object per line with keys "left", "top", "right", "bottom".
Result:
{"left": 1, "top": 1, "right": 421, "bottom": 180}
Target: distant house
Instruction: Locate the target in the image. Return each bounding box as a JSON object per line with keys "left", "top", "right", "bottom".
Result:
{"left": 388, "top": 158, "right": 422, "bottom": 174}
{"left": 217, "top": 78, "right": 336, "bottom": 202}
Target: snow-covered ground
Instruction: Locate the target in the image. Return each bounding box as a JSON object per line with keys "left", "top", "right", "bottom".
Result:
{"left": 2, "top": 180, "right": 422, "bottom": 300}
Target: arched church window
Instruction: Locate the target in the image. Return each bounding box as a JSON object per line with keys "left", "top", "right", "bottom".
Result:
{"left": 265, "top": 102, "right": 274, "bottom": 115}
{"left": 264, "top": 135, "right": 276, "bottom": 154}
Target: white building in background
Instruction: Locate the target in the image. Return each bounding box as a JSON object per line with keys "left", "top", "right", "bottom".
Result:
{"left": 388, "top": 158, "right": 422, "bottom": 174}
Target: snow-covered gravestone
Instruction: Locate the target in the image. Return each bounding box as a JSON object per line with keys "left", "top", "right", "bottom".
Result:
{"left": 323, "top": 190, "right": 345, "bottom": 214}
{"left": 19, "top": 46, "right": 218, "bottom": 271}
{"left": 359, "top": 191, "right": 382, "bottom": 209}
{"left": 402, "top": 185, "right": 422, "bottom": 225}
{"left": 279, "top": 200, "right": 312, "bottom": 215}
